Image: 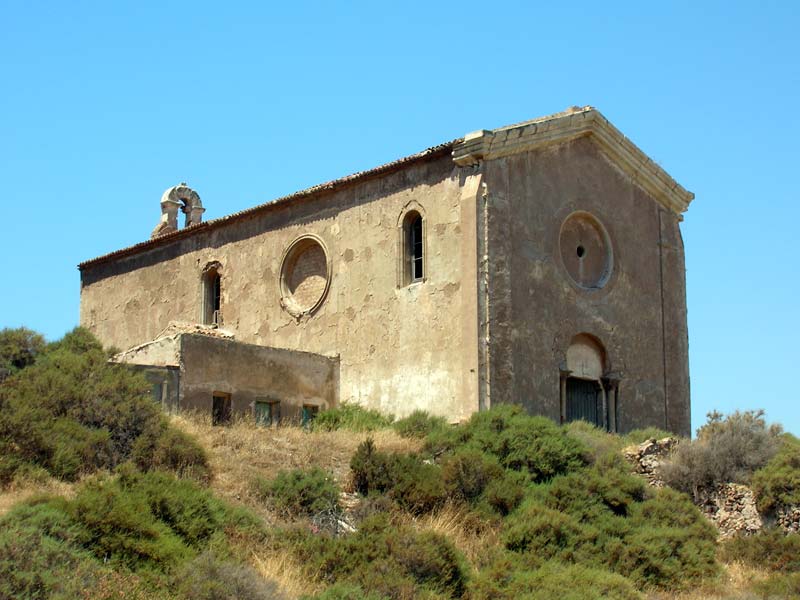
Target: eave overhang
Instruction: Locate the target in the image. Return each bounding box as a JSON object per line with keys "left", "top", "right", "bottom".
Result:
{"left": 451, "top": 107, "right": 694, "bottom": 216}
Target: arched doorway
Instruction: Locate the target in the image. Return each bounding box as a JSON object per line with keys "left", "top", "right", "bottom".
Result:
{"left": 561, "top": 334, "right": 608, "bottom": 429}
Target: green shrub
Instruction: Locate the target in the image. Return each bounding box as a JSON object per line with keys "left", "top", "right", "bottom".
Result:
{"left": 441, "top": 448, "right": 504, "bottom": 503}
{"left": 350, "top": 438, "right": 396, "bottom": 496}
{"left": 303, "top": 583, "right": 389, "bottom": 599}
{"left": 661, "top": 410, "right": 782, "bottom": 499}
{"left": 721, "top": 528, "right": 800, "bottom": 572}
{"left": 390, "top": 455, "right": 447, "bottom": 515}
{"left": 0, "top": 498, "right": 167, "bottom": 600}
{"left": 175, "top": 551, "right": 286, "bottom": 600}
{"left": 2, "top": 469, "right": 253, "bottom": 573}
{"left": 0, "top": 327, "right": 203, "bottom": 484}
{"left": 288, "top": 514, "right": 467, "bottom": 599}
{"left": 751, "top": 572, "right": 800, "bottom": 599}
{"left": 503, "top": 504, "right": 596, "bottom": 563}
{"left": 424, "top": 405, "right": 586, "bottom": 483}
{"left": 506, "top": 467, "right": 717, "bottom": 589}
{"left": 469, "top": 555, "right": 642, "bottom": 600}
{"left": 393, "top": 411, "right": 448, "bottom": 439}
{"left": 71, "top": 476, "right": 192, "bottom": 570}
{"left": 312, "top": 404, "right": 393, "bottom": 432}
{"left": 0, "top": 521, "right": 107, "bottom": 600}
{"left": 752, "top": 433, "right": 800, "bottom": 512}
{"left": 482, "top": 472, "right": 526, "bottom": 516}
{"left": 349, "top": 440, "right": 446, "bottom": 515}
{"left": 0, "top": 326, "right": 45, "bottom": 375}
{"left": 607, "top": 524, "right": 718, "bottom": 589}
{"left": 566, "top": 420, "right": 624, "bottom": 464}
{"left": 131, "top": 418, "right": 210, "bottom": 480}
{"left": 252, "top": 467, "right": 340, "bottom": 518}
{"left": 535, "top": 460, "right": 646, "bottom": 521}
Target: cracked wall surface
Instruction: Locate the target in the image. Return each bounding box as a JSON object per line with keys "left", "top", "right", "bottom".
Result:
{"left": 80, "top": 153, "right": 481, "bottom": 421}
{"left": 482, "top": 136, "right": 690, "bottom": 436}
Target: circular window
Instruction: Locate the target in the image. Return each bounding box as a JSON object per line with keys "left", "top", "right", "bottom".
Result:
{"left": 559, "top": 212, "right": 613, "bottom": 289}
{"left": 280, "top": 235, "right": 330, "bottom": 318}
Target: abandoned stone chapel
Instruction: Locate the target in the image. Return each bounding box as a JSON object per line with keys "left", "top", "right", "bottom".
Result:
{"left": 78, "top": 106, "right": 694, "bottom": 436}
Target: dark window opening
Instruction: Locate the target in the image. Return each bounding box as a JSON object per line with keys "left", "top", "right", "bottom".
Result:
{"left": 576, "top": 245, "right": 585, "bottom": 258}
{"left": 203, "top": 268, "right": 222, "bottom": 325}
{"left": 565, "top": 377, "right": 602, "bottom": 427}
{"left": 302, "top": 404, "right": 319, "bottom": 428}
{"left": 255, "top": 399, "right": 281, "bottom": 427}
{"left": 212, "top": 392, "right": 232, "bottom": 426}
{"left": 404, "top": 211, "right": 424, "bottom": 284}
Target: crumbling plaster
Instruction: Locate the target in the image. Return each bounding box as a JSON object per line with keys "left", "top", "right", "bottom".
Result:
{"left": 81, "top": 153, "right": 481, "bottom": 421}
{"left": 482, "top": 135, "right": 690, "bottom": 435}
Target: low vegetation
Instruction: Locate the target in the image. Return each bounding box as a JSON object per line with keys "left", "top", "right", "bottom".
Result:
{"left": 0, "top": 327, "right": 209, "bottom": 486}
{"left": 252, "top": 467, "right": 341, "bottom": 519}
{"left": 1, "top": 327, "right": 799, "bottom": 599}
{"left": 661, "top": 410, "right": 782, "bottom": 500}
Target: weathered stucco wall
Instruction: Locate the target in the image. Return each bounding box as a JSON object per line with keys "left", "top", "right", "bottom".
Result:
{"left": 178, "top": 334, "right": 339, "bottom": 420}
{"left": 80, "top": 153, "right": 480, "bottom": 421}
{"left": 483, "top": 136, "right": 690, "bottom": 435}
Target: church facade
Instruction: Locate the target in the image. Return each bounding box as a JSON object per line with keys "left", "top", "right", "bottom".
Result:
{"left": 78, "top": 107, "right": 694, "bottom": 436}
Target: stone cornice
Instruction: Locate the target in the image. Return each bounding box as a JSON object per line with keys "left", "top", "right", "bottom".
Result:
{"left": 451, "top": 107, "right": 694, "bottom": 216}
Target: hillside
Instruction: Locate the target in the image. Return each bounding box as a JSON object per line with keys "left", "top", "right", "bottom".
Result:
{"left": 1, "top": 327, "right": 799, "bottom": 599}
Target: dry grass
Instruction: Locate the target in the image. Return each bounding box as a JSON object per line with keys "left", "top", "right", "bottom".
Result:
{"left": 646, "top": 561, "right": 770, "bottom": 600}
{"left": 0, "top": 474, "right": 76, "bottom": 517}
{"left": 171, "top": 411, "right": 421, "bottom": 516}
{"left": 399, "top": 503, "right": 502, "bottom": 570}
{"left": 249, "top": 542, "right": 321, "bottom": 599}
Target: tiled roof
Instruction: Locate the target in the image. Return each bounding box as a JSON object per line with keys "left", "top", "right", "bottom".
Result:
{"left": 78, "top": 138, "right": 458, "bottom": 270}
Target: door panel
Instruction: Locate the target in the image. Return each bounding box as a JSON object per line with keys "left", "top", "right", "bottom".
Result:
{"left": 566, "top": 378, "right": 601, "bottom": 427}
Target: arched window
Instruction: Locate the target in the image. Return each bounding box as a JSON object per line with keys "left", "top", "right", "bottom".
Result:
{"left": 201, "top": 264, "right": 222, "bottom": 325}
{"left": 403, "top": 210, "right": 424, "bottom": 284}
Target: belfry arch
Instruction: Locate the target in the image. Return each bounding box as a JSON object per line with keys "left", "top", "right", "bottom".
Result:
{"left": 151, "top": 183, "right": 205, "bottom": 238}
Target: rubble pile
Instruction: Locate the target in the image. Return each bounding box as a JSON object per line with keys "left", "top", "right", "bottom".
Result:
{"left": 697, "top": 483, "right": 762, "bottom": 539}
{"left": 622, "top": 437, "right": 677, "bottom": 487}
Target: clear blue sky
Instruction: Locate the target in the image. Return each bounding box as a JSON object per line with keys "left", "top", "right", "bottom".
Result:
{"left": 1, "top": 1, "right": 798, "bottom": 435}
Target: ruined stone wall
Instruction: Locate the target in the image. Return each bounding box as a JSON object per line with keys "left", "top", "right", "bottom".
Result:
{"left": 178, "top": 334, "right": 338, "bottom": 420}
{"left": 80, "top": 153, "right": 480, "bottom": 421}
{"left": 483, "top": 136, "right": 690, "bottom": 435}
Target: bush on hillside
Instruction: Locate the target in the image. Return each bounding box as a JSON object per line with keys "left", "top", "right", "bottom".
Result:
{"left": 303, "top": 583, "right": 388, "bottom": 599}
{"left": 393, "top": 410, "right": 448, "bottom": 439}
{"left": 441, "top": 448, "right": 504, "bottom": 503}
{"left": 661, "top": 410, "right": 782, "bottom": 499}
{"left": 287, "top": 513, "right": 467, "bottom": 599}
{"left": 503, "top": 463, "right": 717, "bottom": 589}
{"left": 175, "top": 551, "right": 286, "bottom": 600}
{"left": 0, "top": 501, "right": 105, "bottom": 600}
{"left": 312, "top": 404, "right": 393, "bottom": 432}
{"left": 751, "top": 433, "right": 800, "bottom": 512}
{"left": 1, "top": 468, "right": 258, "bottom": 575}
{"left": 468, "top": 555, "right": 642, "bottom": 600}
{"left": 0, "top": 326, "right": 46, "bottom": 376}
{"left": 720, "top": 528, "right": 800, "bottom": 573}
{"left": 131, "top": 419, "right": 210, "bottom": 481}
{"left": 424, "top": 405, "right": 586, "bottom": 483}
{"left": 566, "top": 420, "right": 623, "bottom": 465}
{"left": 252, "top": 467, "right": 340, "bottom": 518}
{"left": 350, "top": 440, "right": 447, "bottom": 515}
{"left": 751, "top": 572, "right": 800, "bottom": 599}
{"left": 0, "top": 327, "right": 209, "bottom": 484}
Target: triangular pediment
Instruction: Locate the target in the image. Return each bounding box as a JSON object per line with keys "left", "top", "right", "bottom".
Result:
{"left": 451, "top": 107, "right": 693, "bottom": 215}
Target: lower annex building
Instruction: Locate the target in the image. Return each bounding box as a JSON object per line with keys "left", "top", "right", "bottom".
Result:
{"left": 78, "top": 107, "right": 694, "bottom": 436}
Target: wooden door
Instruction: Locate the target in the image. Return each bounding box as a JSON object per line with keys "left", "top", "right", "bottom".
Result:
{"left": 566, "top": 378, "right": 601, "bottom": 426}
